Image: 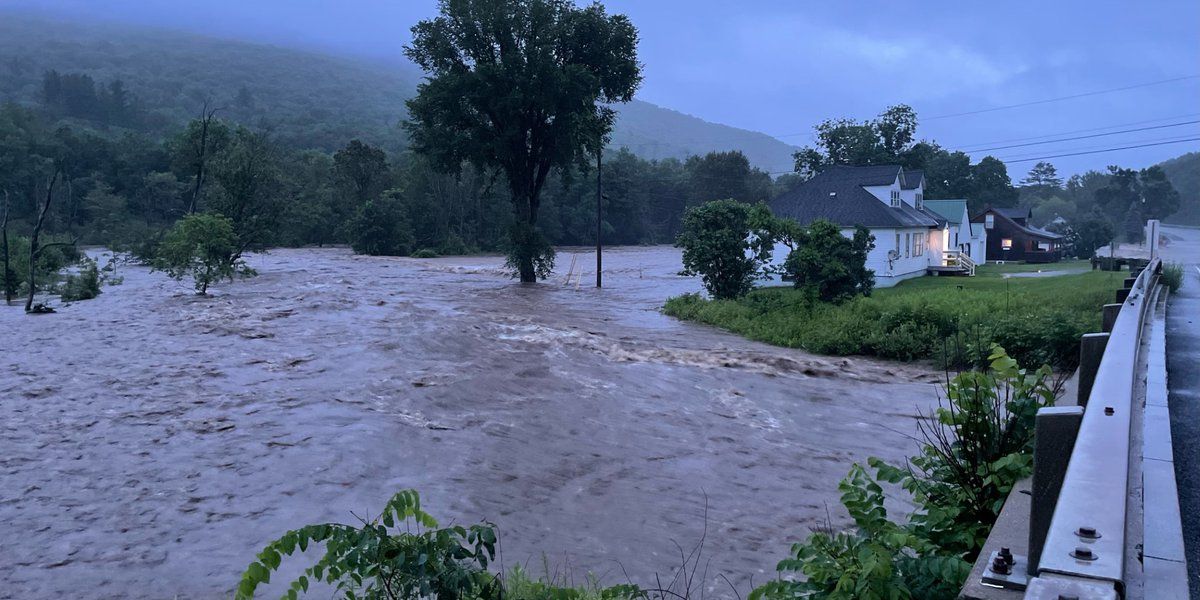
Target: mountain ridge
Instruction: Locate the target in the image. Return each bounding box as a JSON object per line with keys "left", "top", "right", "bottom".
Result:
{"left": 0, "top": 10, "right": 799, "bottom": 172}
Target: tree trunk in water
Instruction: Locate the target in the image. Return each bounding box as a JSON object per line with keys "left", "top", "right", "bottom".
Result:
{"left": 517, "top": 258, "right": 536, "bottom": 283}
{"left": 26, "top": 169, "right": 60, "bottom": 312}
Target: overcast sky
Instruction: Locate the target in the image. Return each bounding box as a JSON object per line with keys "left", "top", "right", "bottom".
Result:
{"left": 5, "top": 0, "right": 1199, "bottom": 177}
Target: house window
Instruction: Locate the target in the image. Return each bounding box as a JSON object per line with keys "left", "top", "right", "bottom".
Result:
{"left": 913, "top": 233, "right": 924, "bottom": 257}
{"left": 895, "top": 233, "right": 901, "bottom": 253}
{"left": 985, "top": 214, "right": 995, "bottom": 229}
{"left": 1001, "top": 238, "right": 1013, "bottom": 250}
{"left": 890, "top": 190, "right": 901, "bottom": 207}
{"left": 904, "top": 233, "right": 910, "bottom": 257}
{"left": 915, "top": 192, "right": 923, "bottom": 209}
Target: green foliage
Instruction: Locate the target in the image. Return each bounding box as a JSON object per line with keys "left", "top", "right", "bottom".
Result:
{"left": 1069, "top": 210, "right": 1116, "bottom": 258}
{"left": 789, "top": 105, "right": 1017, "bottom": 212}
{"left": 783, "top": 220, "right": 875, "bottom": 303}
{"left": 751, "top": 348, "right": 1052, "bottom": 600}
{"left": 1162, "top": 262, "right": 1185, "bottom": 292}
{"left": 349, "top": 193, "right": 416, "bottom": 257}
{"left": 411, "top": 248, "right": 439, "bottom": 259}
{"left": 664, "top": 268, "right": 1112, "bottom": 369}
{"left": 153, "top": 213, "right": 254, "bottom": 294}
{"left": 0, "top": 234, "right": 80, "bottom": 298}
{"left": 504, "top": 222, "right": 555, "bottom": 281}
{"left": 60, "top": 256, "right": 102, "bottom": 301}
{"left": 1157, "top": 152, "right": 1200, "bottom": 225}
{"left": 238, "top": 491, "right": 648, "bottom": 600}
{"left": 675, "top": 200, "right": 775, "bottom": 300}
{"left": 237, "top": 490, "right": 497, "bottom": 600}
{"left": 404, "top": 0, "right": 641, "bottom": 281}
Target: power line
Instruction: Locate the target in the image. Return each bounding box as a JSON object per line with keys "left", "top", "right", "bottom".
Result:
{"left": 994, "top": 137, "right": 1200, "bottom": 164}
{"left": 962, "top": 120, "right": 1200, "bottom": 153}
{"left": 951, "top": 112, "right": 1200, "bottom": 149}
{"left": 923, "top": 74, "right": 1200, "bottom": 120}
{"left": 995, "top": 133, "right": 1200, "bottom": 160}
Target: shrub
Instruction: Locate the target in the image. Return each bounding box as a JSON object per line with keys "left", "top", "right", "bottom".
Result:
{"left": 437, "top": 232, "right": 474, "bottom": 256}
{"left": 411, "top": 248, "right": 439, "bottom": 258}
{"left": 1163, "top": 262, "right": 1184, "bottom": 292}
{"left": 60, "top": 257, "right": 102, "bottom": 301}
{"left": 675, "top": 199, "right": 775, "bottom": 300}
{"left": 239, "top": 490, "right": 647, "bottom": 600}
{"left": 751, "top": 347, "right": 1054, "bottom": 600}
{"left": 153, "top": 213, "right": 254, "bottom": 295}
{"left": 783, "top": 220, "right": 875, "bottom": 303}
{"left": 349, "top": 193, "right": 415, "bottom": 256}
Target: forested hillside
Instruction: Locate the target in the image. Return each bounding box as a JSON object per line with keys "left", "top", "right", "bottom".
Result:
{"left": 0, "top": 12, "right": 798, "bottom": 169}
{"left": 1158, "top": 152, "right": 1200, "bottom": 225}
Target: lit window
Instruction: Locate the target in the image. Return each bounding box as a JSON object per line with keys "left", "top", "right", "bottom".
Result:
{"left": 1001, "top": 238, "right": 1013, "bottom": 250}
{"left": 891, "top": 190, "right": 901, "bottom": 207}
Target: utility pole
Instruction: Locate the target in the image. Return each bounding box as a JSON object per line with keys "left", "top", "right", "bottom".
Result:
{"left": 596, "top": 147, "right": 602, "bottom": 288}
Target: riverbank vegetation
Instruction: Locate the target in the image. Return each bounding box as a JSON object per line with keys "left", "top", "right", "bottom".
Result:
{"left": 665, "top": 268, "right": 1120, "bottom": 370}
{"left": 751, "top": 347, "right": 1055, "bottom": 599}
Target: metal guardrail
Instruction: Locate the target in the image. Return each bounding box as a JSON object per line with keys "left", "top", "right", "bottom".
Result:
{"left": 1033, "top": 257, "right": 1161, "bottom": 592}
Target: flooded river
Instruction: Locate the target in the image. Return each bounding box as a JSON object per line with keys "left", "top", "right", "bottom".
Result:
{"left": 0, "top": 246, "right": 941, "bottom": 599}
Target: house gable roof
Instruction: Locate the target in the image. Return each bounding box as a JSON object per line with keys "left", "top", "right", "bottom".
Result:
{"left": 922, "top": 200, "right": 968, "bottom": 224}
{"left": 971, "top": 206, "right": 1062, "bottom": 240}
{"left": 901, "top": 169, "right": 925, "bottom": 190}
{"left": 993, "top": 206, "right": 1032, "bottom": 221}
{"left": 769, "top": 165, "right": 939, "bottom": 229}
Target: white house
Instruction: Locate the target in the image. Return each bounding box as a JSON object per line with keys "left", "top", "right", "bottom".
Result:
{"left": 923, "top": 200, "right": 988, "bottom": 263}
{"left": 768, "top": 165, "right": 979, "bottom": 287}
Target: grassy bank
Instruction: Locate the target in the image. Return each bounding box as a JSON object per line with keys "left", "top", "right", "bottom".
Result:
{"left": 664, "top": 264, "right": 1122, "bottom": 369}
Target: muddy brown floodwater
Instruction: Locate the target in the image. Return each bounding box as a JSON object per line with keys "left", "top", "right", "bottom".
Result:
{"left": 0, "top": 246, "right": 942, "bottom": 599}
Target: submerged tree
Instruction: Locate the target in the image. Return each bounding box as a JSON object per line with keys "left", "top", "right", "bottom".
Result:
{"left": 26, "top": 165, "right": 63, "bottom": 312}
{"left": 153, "top": 213, "right": 254, "bottom": 295}
{"left": 403, "top": 0, "right": 642, "bottom": 282}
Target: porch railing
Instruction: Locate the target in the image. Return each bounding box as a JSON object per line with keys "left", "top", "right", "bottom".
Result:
{"left": 943, "top": 250, "right": 976, "bottom": 276}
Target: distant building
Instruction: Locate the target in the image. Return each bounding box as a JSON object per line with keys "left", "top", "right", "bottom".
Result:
{"left": 768, "top": 165, "right": 979, "bottom": 287}
{"left": 971, "top": 206, "right": 1063, "bottom": 263}
{"left": 923, "top": 200, "right": 988, "bottom": 263}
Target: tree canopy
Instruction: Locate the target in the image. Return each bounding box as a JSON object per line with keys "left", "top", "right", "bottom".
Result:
{"left": 403, "top": 0, "right": 642, "bottom": 281}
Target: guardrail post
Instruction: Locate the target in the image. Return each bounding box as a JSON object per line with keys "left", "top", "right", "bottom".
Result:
{"left": 1077, "top": 332, "right": 1110, "bottom": 406}
{"left": 1116, "top": 287, "right": 1131, "bottom": 303}
{"left": 1028, "top": 406, "right": 1084, "bottom": 574}
{"left": 1101, "top": 304, "right": 1122, "bottom": 333}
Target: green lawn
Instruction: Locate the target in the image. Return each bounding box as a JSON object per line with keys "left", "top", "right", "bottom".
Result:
{"left": 973, "top": 259, "right": 1091, "bottom": 277}
{"left": 664, "top": 268, "right": 1125, "bottom": 369}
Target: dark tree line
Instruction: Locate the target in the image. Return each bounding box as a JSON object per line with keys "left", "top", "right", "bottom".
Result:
{"left": 0, "top": 95, "right": 796, "bottom": 283}
{"left": 1018, "top": 160, "right": 1180, "bottom": 254}
{"left": 791, "top": 105, "right": 1020, "bottom": 212}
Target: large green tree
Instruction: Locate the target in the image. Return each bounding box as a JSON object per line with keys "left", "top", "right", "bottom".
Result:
{"left": 403, "top": 0, "right": 642, "bottom": 282}
{"left": 333, "top": 139, "right": 390, "bottom": 206}
{"left": 793, "top": 105, "right": 918, "bottom": 177}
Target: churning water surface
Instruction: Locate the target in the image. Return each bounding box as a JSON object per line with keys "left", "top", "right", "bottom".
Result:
{"left": 0, "top": 246, "right": 942, "bottom": 599}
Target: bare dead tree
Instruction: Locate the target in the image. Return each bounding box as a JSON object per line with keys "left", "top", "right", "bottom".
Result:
{"left": 26, "top": 165, "right": 66, "bottom": 313}
{"left": 187, "top": 100, "right": 223, "bottom": 215}
{"left": 2, "top": 189, "right": 12, "bottom": 304}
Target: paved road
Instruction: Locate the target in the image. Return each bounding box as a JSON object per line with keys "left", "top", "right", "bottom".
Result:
{"left": 1163, "top": 226, "right": 1200, "bottom": 597}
